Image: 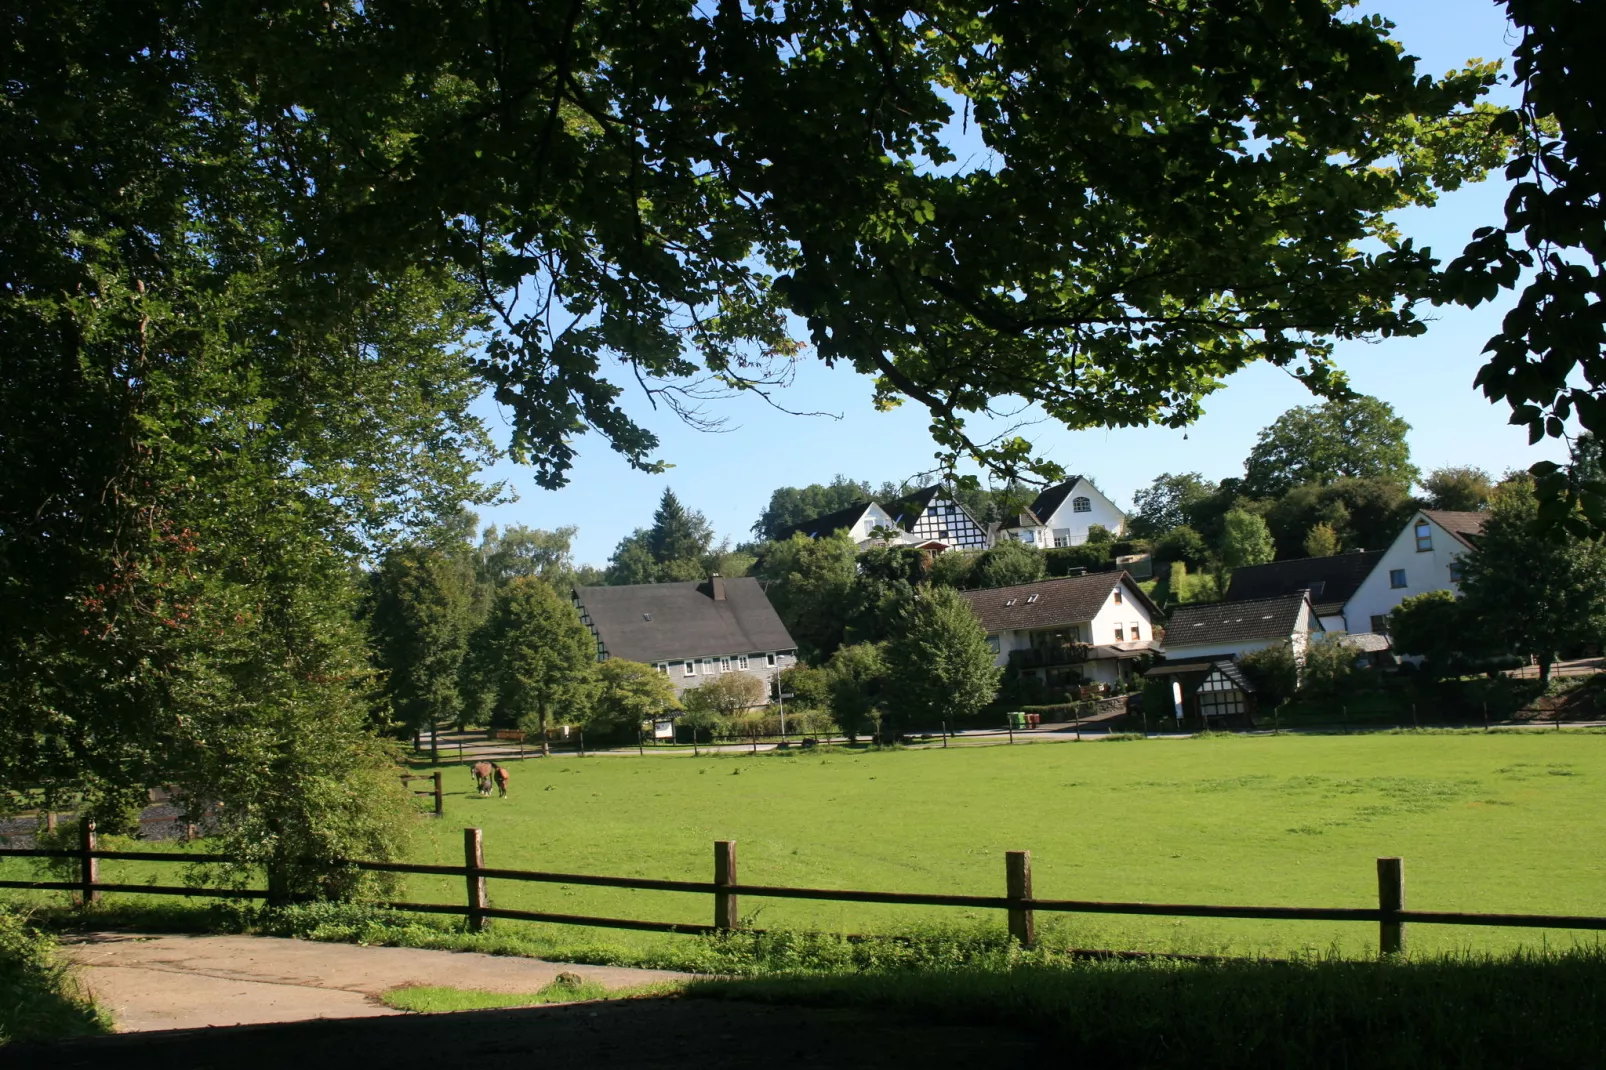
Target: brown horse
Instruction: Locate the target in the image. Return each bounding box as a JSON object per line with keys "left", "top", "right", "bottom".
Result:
{"left": 493, "top": 764, "right": 510, "bottom": 799}
{"left": 471, "top": 762, "right": 493, "bottom": 797}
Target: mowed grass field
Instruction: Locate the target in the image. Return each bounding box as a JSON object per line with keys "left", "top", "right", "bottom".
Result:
{"left": 386, "top": 732, "right": 1606, "bottom": 958}
{"left": 10, "top": 732, "right": 1604, "bottom": 959}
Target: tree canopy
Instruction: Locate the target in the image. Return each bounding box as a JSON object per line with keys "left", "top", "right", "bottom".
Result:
{"left": 1242, "top": 397, "right": 1419, "bottom": 498}
{"left": 752, "top": 478, "right": 875, "bottom": 541}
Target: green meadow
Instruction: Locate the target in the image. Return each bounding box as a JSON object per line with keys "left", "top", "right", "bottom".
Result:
{"left": 10, "top": 732, "right": 1605, "bottom": 959}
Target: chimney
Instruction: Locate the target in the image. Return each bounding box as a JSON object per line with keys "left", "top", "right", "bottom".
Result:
{"left": 709, "top": 573, "right": 726, "bottom": 601}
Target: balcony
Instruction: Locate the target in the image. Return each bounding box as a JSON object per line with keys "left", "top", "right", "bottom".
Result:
{"left": 1008, "top": 643, "right": 1092, "bottom": 670}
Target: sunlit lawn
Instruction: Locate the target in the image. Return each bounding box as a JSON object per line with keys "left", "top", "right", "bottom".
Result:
{"left": 9, "top": 731, "right": 1604, "bottom": 959}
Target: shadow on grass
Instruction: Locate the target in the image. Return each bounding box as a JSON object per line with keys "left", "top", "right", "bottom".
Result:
{"left": 689, "top": 948, "right": 1606, "bottom": 1068}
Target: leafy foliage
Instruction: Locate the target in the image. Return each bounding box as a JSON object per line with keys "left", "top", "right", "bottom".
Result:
{"left": 682, "top": 673, "right": 767, "bottom": 720}
{"left": 1422, "top": 467, "right": 1495, "bottom": 512}
{"left": 752, "top": 478, "right": 875, "bottom": 541}
{"left": 1238, "top": 644, "right": 1298, "bottom": 708}
{"left": 1459, "top": 479, "right": 1606, "bottom": 684}
{"left": 1129, "top": 473, "right": 1219, "bottom": 540}
{"left": 1220, "top": 510, "right": 1276, "bottom": 570}
{"left": 1388, "top": 591, "right": 1469, "bottom": 674}
{"left": 1303, "top": 523, "right": 1342, "bottom": 559}
{"left": 472, "top": 578, "right": 596, "bottom": 747}
{"left": 1153, "top": 527, "right": 1209, "bottom": 566}
{"left": 970, "top": 540, "right": 1048, "bottom": 590}
{"left": 589, "top": 659, "right": 681, "bottom": 735}
{"left": 1264, "top": 478, "right": 1415, "bottom": 558}
{"left": 1441, "top": 1, "right": 1606, "bottom": 533}
{"left": 754, "top": 533, "right": 861, "bottom": 661}
{"left": 824, "top": 643, "right": 890, "bottom": 742}
{"left": 369, "top": 545, "right": 478, "bottom": 739}
{"left": 882, "top": 589, "right": 1001, "bottom": 735}
{"left": 1242, "top": 397, "right": 1418, "bottom": 498}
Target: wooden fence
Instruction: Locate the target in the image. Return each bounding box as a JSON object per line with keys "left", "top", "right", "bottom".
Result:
{"left": 399, "top": 772, "right": 443, "bottom": 817}
{"left": 2, "top": 820, "right": 1604, "bottom": 956}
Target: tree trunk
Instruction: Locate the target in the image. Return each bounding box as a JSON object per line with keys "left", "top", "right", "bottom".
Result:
{"left": 539, "top": 701, "right": 551, "bottom": 756}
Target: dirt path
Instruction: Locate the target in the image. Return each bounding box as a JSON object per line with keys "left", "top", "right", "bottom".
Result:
{"left": 58, "top": 932, "right": 691, "bottom": 1032}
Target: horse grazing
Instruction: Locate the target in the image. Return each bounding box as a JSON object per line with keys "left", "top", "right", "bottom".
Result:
{"left": 493, "top": 764, "right": 510, "bottom": 799}
{"left": 471, "top": 762, "right": 493, "bottom": 797}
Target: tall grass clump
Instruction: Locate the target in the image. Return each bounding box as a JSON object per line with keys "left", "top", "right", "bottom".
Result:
{"left": 0, "top": 908, "right": 107, "bottom": 1044}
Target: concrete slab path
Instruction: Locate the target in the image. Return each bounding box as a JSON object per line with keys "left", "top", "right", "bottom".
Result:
{"left": 60, "top": 932, "right": 692, "bottom": 1033}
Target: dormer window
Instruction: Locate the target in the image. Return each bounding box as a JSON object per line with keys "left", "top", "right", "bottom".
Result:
{"left": 1072, "top": 496, "right": 1091, "bottom": 513}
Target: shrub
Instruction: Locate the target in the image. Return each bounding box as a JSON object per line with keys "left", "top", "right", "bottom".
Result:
{"left": 0, "top": 909, "right": 106, "bottom": 1043}
{"left": 1045, "top": 544, "right": 1114, "bottom": 576}
{"left": 1153, "top": 526, "right": 1208, "bottom": 565}
{"left": 1239, "top": 644, "right": 1298, "bottom": 707}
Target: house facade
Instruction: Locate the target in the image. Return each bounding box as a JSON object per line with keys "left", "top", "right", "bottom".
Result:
{"left": 887, "top": 485, "right": 990, "bottom": 549}
{"left": 778, "top": 484, "right": 989, "bottom": 551}
{"left": 1343, "top": 510, "right": 1487, "bottom": 636}
{"left": 959, "top": 572, "right": 1160, "bottom": 687}
{"left": 572, "top": 576, "right": 798, "bottom": 703}
{"left": 997, "top": 476, "right": 1127, "bottom": 548}
{"left": 1160, "top": 591, "right": 1322, "bottom": 663}
{"left": 1222, "top": 550, "right": 1384, "bottom": 633}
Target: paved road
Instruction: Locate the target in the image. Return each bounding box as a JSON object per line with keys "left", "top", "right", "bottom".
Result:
{"left": 59, "top": 932, "right": 691, "bottom": 1032}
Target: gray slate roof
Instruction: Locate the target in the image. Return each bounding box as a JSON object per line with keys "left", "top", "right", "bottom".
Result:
{"left": 1164, "top": 593, "right": 1314, "bottom": 648}
{"left": 574, "top": 578, "right": 796, "bottom": 664}
{"left": 1421, "top": 510, "right": 1488, "bottom": 549}
{"left": 958, "top": 572, "right": 1158, "bottom": 634}
{"left": 1223, "top": 550, "right": 1383, "bottom": 616}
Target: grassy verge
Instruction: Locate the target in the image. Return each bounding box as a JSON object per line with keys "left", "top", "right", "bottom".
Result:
{"left": 380, "top": 972, "right": 661, "bottom": 1012}
{"left": 690, "top": 948, "right": 1606, "bottom": 1068}
{"left": 0, "top": 908, "right": 109, "bottom": 1044}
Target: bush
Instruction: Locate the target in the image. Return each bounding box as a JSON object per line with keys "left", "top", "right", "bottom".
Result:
{"left": 1301, "top": 636, "right": 1360, "bottom": 701}
{"left": 1045, "top": 544, "right": 1114, "bottom": 576}
{"left": 0, "top": 909, "right": 106, "bottom": 1043}
{"left": 1239, "top": 644, "right": 1298, "bottom": 707}
{"left": 1153, "top": 526, "right": 1208, "bottom": 565}
{"left": 971, "top": 540, "right": 1046, "bottom": 589}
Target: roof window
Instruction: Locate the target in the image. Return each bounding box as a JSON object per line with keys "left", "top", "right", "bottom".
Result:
{"left": 1026, "top": 594, "right": 1039, "bottom": 604}
{"left": 642, "top": 613, "right": 653, "bottom": 622}
{"left": 1004, "top": 598, "right": 1017, "bottom": 607}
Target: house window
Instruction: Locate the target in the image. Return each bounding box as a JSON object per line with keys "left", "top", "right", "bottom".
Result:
{"left": 986, "top": 635, "right": 1001, "bottom": 654}
{"left": 1072, "top": 497, "right": 1091, "bottom": 513}
{"left": 739, "top": 654, "right": 750, "bottom": 670}
{"left": 683, "top": 661, "right": 696, "bottom": 677}
{"left": 766, "top": 653, "right": 777, "bottom": 667}
{"left": 656, "top": 662, "right": 669, "bottom": 674}
{"left": 1130, "top": 622, "right": 1141, "bottom": 640}
{"left": 1449, "top": 561, "right": 1465, "bottom": 583}
{"left": 1308, "top": 581, "right": 1325, "bottom": 597}
{"left": 1054, "top": 529, "right": 1070, "bottom": 547}
{"left": 720, "top": 657, "right": 732, "bottom": 672}
{"left": 1389, "top": 569, "right": 1407, "bottom": 589}
{"left": 1113, "top": 589, "right": 1124, "bottom": 605}
{"left": 1021, "top": 531, "right": 1035, "bottom": 544}
{"left": 939, "top": 528, "right": 949, "bottom": 538}
{"left": 1114, "top": 624, "right": 1125, "bottom": 641}
{"left": 1415, "top": 521, "right": 1433, "bottom": 552}
{"left": 1371, "top": 614, "right": 1390, "bottom": 633}
{"left": 700, "top": 658, "right": 714, "bottom": 675}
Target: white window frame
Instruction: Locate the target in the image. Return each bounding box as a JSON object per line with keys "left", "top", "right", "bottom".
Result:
{"left": 1072, "top": 496, "right": 1091, "bottom": 513}
{"left": 720, "top": 657, "right": 732, "bottom": 672}
{"left": 1130, "top": 622, "right": 1141, "bottom": 640}
{"left": 739, "top": 654, "right": 750, "bottom": 670}
{"left": 1114, "top": 624, "right": 1125, "bottom": 641}
{"left": 682, "top": 661, "right": 696, "bottom": 677}
{"left": 1415, "top": 522, "right": 1433, "bottom": 552}
{"left": 766, "top": 652, "right": 777, "bottom": 667}
{"left": 1389, "top": 569, "right": 1407, "bottom": 589}
{"left": 700, "top": 658, "right": 715, "bottom": 675}
{"left": 656, "top": 662, "right": 669, "bottom": 674}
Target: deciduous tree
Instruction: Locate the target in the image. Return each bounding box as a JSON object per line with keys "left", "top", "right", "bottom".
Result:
{"left": 752, "top": 478, "right": 874, "bottom": 541}
{"left": 370, "top": 545, "right": 478, "bottom": 754}
{"left": 1459, "top": 479, "right": 1606, "bottom": 685}
{"left": 1243, "top": 397, "right": 1419, "bottom": 498}
{"left": 1129, "top": 474, "right": 1218, "bottom": 539}
{"left": 882, "top": 589, "right": 1001, "bottom": 738}
{"left": 970, "top": 540, "right": 1047, "bottom": 590}
{"left": 1422, "top": 467, "right": 1495, "bottom": 512}
{"left": 1220, "top": 510, "right": 1275, "bottom": 570}
{"left": 589, "top": 660, "right": 682, "bottom": 736}
{"left": 474, "top": 578, "right": 597, "bottom": 753}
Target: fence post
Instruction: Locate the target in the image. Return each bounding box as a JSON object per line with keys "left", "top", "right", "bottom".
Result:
{"left": 465, "top": 827, "right": 489, "bottom": 932}
{"left": 78, "top": 817, "right": 98, "bottom": 907}
{"left": 433, "top": 771, "right": 444, "bottom": 817}
{"left": 944, "top": 721, "right": 951, "bottom": 748}
{"left": 714, "top": 840, "right": 739, "bottom": 931}
{"left": 1005, "top": 850, "right": 1034, "bottom": 948}
{"left": 1377, "top": 857, "right": 1405, "bottom": 956}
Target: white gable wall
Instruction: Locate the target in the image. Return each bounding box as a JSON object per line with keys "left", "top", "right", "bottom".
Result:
{"left": 1007, "top": 479, "right": 1128, "bottom": 547}
{"left": 845, "top": 503, "right": 898, "bottom": 542}
{"left": 1089, "top": 579, "right": 1156, "bottom": 644}
{"left": 1344, "top": 513, "right": 1474, "bottom": 634}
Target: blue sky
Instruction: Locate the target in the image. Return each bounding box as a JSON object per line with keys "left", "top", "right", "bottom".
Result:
{"left": 470, "top": 0, "right": 1557, "bottom": 568}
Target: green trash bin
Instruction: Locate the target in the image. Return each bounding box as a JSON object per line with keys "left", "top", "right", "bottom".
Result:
{"left": 1007, "top": 711, "right": 1027, "bottom": 730}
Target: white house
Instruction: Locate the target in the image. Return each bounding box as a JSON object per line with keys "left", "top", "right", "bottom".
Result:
{"left": 959, "top": 572, "right": 1160, "bottom": 687}
{"left": 1221, "top": 550, "right": 1384, "bottom": 633}
{"left": 1160, "top": 591, "right": 1323, "bottom": 663}
{"left": 886, "top": 485, "right": 990, "bottom": 550}
{"left": 997, "top": 476, "right": 1127, "bottom": 548}
{"left": 777, "top": 485, "right": 988, "bottom": 551}
{"left": 1343, "top": 510, "right": 1487, "bottom": 636}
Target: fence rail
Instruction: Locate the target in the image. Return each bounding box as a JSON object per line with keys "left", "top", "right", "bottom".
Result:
{"left": 2, "top": 819, "right": 1603, "bottom": 956}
